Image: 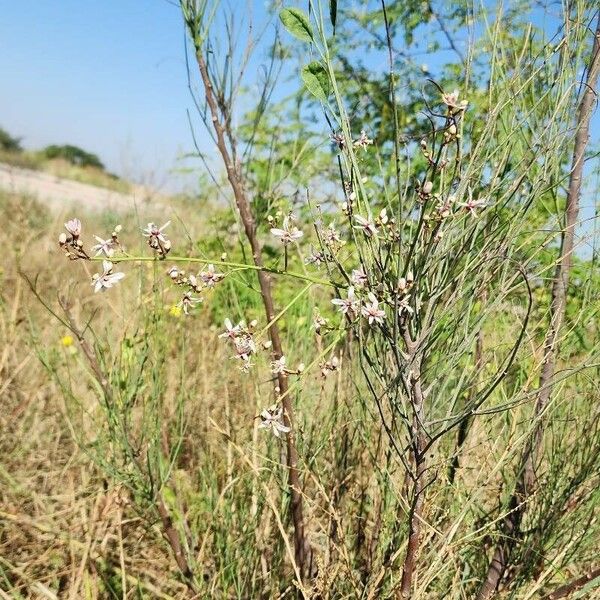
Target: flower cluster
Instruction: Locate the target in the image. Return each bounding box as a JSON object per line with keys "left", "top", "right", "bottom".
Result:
{"left": 59, "top": 218, "right": 126, "bottom": 292}
{"left": 166, "top": 263, "right": 225, "bottom": 315}
{"left": 142, "top": 221, "right": 172, "bottom": 257}
{"left": 58, "top": 218, "right": 88, "bottom": 260}
{"left": 219, "top": 318, "right": 258, "bottom": 371}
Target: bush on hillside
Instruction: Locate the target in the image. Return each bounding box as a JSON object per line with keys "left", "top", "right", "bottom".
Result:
{"left": 42, "top": 144, "right": 104, "bottom": 169}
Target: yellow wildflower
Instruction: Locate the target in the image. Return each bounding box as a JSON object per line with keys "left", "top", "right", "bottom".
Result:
{"left": 169, "top": 305, "right": 183, "bottom": 318}
{"left": 60, "top": 335, "right": 74, "bottom": 347}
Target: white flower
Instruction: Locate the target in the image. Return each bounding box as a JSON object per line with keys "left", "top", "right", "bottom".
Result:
{"left": 459, "top": 195, "right": 487, "bottom": 217}
{"left": 65, "top": 218, "right": 82, "bottom": 237}
{"left": 321, "top": 355, "right": 340, "bottom": 378}
{"left": 199, "top": 264, "right": 224, "bottom": 287}
{"left": 177, "top": 291, "right": 203, "bottom": 315}
{"left": 142, "top": 221, "right": 170, "bottom": 244}
{"left": 219, "top": 318, "right": 244, "bottom": 340}
{"left": 90, "top": 235, "right": 115, "bottom": 257}
{"left": 441, "top": 89, "right": 468, "bottom": 111}
{"left": 168, "top": 266, "right": 180, "bottom": 279}
{"left": 353, "top": 215, "right": 378, "bottom": 238}
{"left": 91, "top": 260, "right": 125, "bottom": 293}
{"left": 350, "top": 268, "right": 368, "bottom": 288}
{"left": 361, "top": 292, "right": 386, "bottom": 325}
{"left": 397, "top": 294, "right": 414, "bottom": 316}
{"left": 331, "top": 286, "right": 359, "bottom": 316}
{"left": 353, "top": 130, "right": 373, "bottom": 151}
{"left": 270, "top": 216, "right": 303, "bottom": 245}
{"left": 258, "top": 405, "right": 291, "bottom": 438}
{"left": 271, "top": 356, "right": 286, "bottom": 375}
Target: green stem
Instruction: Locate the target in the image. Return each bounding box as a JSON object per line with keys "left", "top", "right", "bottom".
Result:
{"left": 90, "top": 255, "right": 334, "bottom": 287}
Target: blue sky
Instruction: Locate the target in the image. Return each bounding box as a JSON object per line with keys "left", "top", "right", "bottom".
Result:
{"left": 0, "top": 0, "right": 229, "bottom": 191}
{"left": 1, "top": 1, "right": 597, "bottom": 201}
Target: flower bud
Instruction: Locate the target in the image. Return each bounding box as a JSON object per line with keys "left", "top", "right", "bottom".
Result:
{"left": 263, "top": 340, "right": 272, "bottom": 349}
{"left": 448, "top": 124, "right": 457, "bottom": 136}
{"left": 58, "top": 233, "right": 67, "bottom": 245}
{"left": 221, "top": 253, "right": 227, "bottom": 261}
{"left": 423, "top": 181, "right": 433, "bottom": 195}
{"left": 249, "top": 319, "right": 258, "bottom": 328}
{"left": 407, "top": 270, "right": 414, "bottom": 283}
{"left": 297, "top": 363, "right": 305, "bottom": 373}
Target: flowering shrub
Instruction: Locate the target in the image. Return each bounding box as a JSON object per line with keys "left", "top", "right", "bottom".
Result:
{"left": 28, "top": 2, "right": 600, "bottom": 599}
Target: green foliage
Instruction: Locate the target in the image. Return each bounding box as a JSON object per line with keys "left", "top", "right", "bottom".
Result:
{"left": 279, "top": 7, "right": 313, "bottom": 43}
{"left": 0, "top": 126, "right": 23, "bottom": 152}
{"left": 301, "top": 61, "right": 330, "bottom": 102}
{"left": 42, "top": 144, "right": 105, "bottom": 169}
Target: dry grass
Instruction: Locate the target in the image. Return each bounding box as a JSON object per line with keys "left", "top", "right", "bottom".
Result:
{"left": 1, "top": 190, "right": 598, "bottom": 599}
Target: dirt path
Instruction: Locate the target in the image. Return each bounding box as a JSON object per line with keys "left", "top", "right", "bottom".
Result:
{"left": 0, "top": 162, "right": 158, "bottom": 212}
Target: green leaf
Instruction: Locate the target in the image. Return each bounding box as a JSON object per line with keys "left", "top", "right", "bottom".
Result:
{"left": 301, "top": 61, "right": 330, "bottom": 103}
{"left": 279, "top": 8, "right": 313, "bottom": 43}
{"left": 330, "top": 0, "right": 337, "bottom": 32}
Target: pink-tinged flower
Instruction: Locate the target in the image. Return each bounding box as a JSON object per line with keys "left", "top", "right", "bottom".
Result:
{"left": 91, "top": 260, "right": 125, "bottom": 293}
{"left": 233, "top": 335, "right": 257, "bottom": 362}
{"left": 270, "top": 216, "right": 303, "bottom": 245}
{"left": 350, "top": 268, "right": 368, "bottom": 288}
{"left": 331, "top": 132, "right": 346, "bottom": 150}
{"left": 353, "top": 215, "right": 378, "bottom": 238}
{"left": 331, "top": 286, "right": 359, "bottom": 316}
{"left": 271, "top": 356, "right": 286, "bottom": 375}
{"left": 65, "top": 218, "right": 82, "bottom": 237}
{"left": 91, "top": 235, "right": 115, "bottom": 257}
{"left": 199, "top": 264, "right": 224, "bottom": 287}
{"left": 305, "top": 248, "right": 327, "bottom": 266}
{"left": 177, "top": 291, "right": 203, "bottom": 315}
{"left": 321, "top": 223, "right": 342, "bottom": 246}
{"left": 142, "top": 221, "right": 170, "bottom": 244}
{"left": 441, "top": 89, "right": 468, "bottom": 111}
{"left": 361, "top": 292, "right": 386, "bottom": 325}
{"left": 353, "top": 130, "right": 373, "bottom": 151}
{"left": 459, "top": 196, "right": 487, "bottom": 217}
{"left": 219, "top": 318, "right": 244, "bottom": 340}
{"left": 258, "top": 405, "right": 291, "bottom": 438}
